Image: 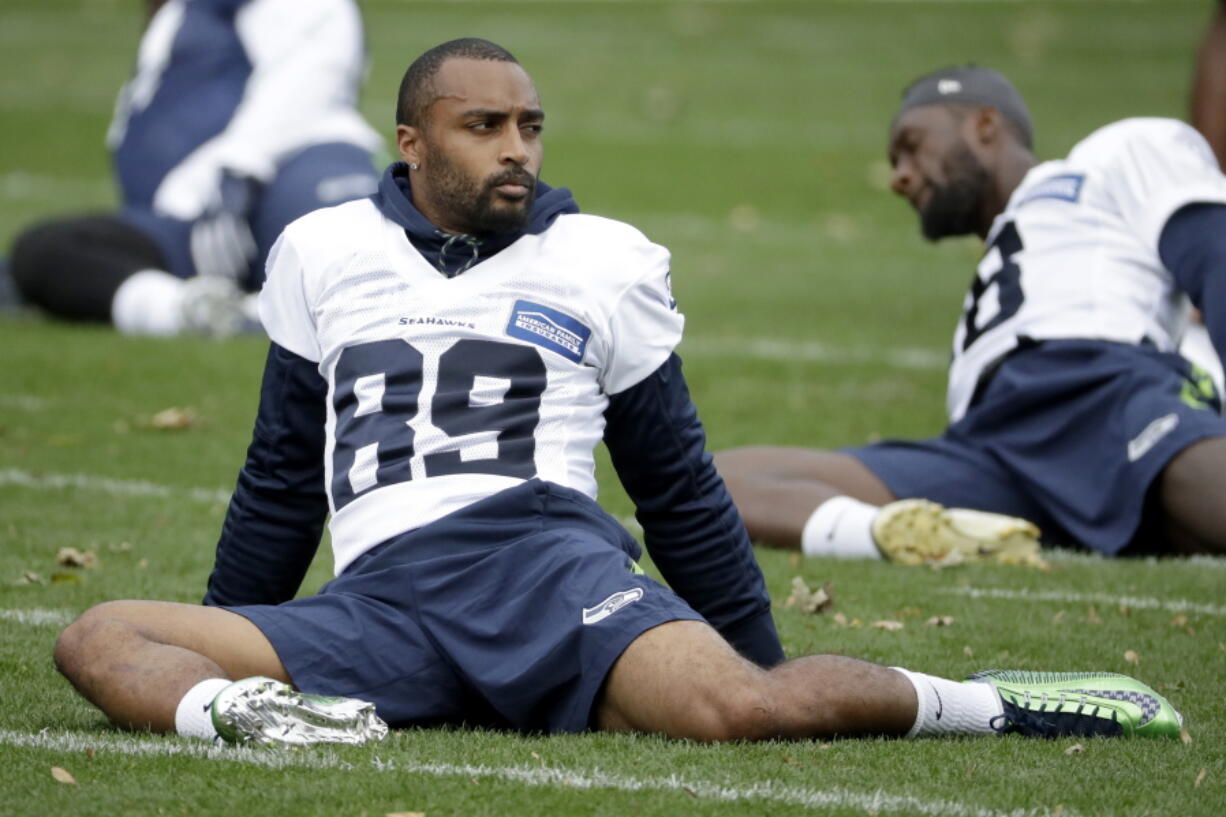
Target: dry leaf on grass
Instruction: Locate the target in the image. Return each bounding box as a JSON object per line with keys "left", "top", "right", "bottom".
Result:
{"left": 15, "top": 571, "right": 45, "bottom": 585}
{"left": 1085, "top": 605, "right": 1102, "bottom": 625}
{"left": 784, "top": 577, "right": 834, "bottom": 614}
{"left": 55, "top": 547, "right": 98, "bottom": 568}
{"left": 50, "top": 766, "right": 77, "bottom": 784}
{"left": 1063, "top": 743, "right": 1085, "bottom": 755}
{"left": 963, "top": 645, "right": 974, "bottom": 657}
{"left": 147, "top": 407, "right": 199, "bottom": 431}
{"left": 870, "top": 620, "right": 904, "bottom": 631}
{"left": 1170, "top": 614, "right": 1189, "bottom": 627}
{"left": 1181, "top": 729, "right": 1194, "bottom": 745}
{"left": 1123, "top": 650, "right": 1140, "bottom": 665}
{"left": 925, "top": 616, "right": 955, "bottom": 627}
{"left": 1194, "top": 768, "right": 1207, "bottom": 788}
{"left": 384, "top": 812, "right": 425, "bottom": 817}
{"left": 1052, "top": 610, "right": 1066, "bottom": 623}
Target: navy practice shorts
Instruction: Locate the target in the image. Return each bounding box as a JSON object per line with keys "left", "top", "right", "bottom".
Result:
{"left": 850, "top": 340, "right": 1226, "bottom": 555}
{"left": 120, "top": 141, "right": 378, "bottom": 289}
{"left": 228, "top": 480, "right": 704, "bottom": 733}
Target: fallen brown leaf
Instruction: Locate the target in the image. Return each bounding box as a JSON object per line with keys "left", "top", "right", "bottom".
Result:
{"left": 148, "top": 406, "right": 199, "bottom": 430}
{"left": 15, "top": 571, "right": 45, "bottom": 585}
{"left": 963, "top": 645, "right": 974, "bottom": 657}
{"left": 870, "top": 620, "right": 904, "bottom": 631}
{"left": 1194, "top": 768, "right": 1207, "bottom": 788}
{"left": 1051, "top": 610, "right": 1066, "bottom": 623}
{"left": 384, "top": 812, "right": 425, "bottom": 817}
{"left": 1063, "top": 743, "right": 1085, "bottom": 755}
{"left": 1170, "top": 614, "right": 1188, "bottom": 628}
{"left": 784, "top": 576, "right": 834, "bottom": 614}
{"left": 55, "top": 547, "right": 98, "bottom": 568}
{"left": 50, "top": 766, "right": 76, "bottom": 784}
{"left": 1181, "top": 729, "right": 1194, "bottom": 745}
{"left": 832, "top": 612, "right": 849, "bottom": 628}
{"left": 925, "top": 616, "right": 955, "bottom": 627}
{"left": 1123, "top": 650, "right": 1140, "bottom": 665}
{"left": 1086, "top": 605, "right": 1102, "bottom": 625}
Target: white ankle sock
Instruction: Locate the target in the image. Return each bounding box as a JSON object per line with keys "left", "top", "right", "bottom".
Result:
{"left": 174, "top": 678, "right": 233, "bottom": 740}
{"left": 111, "top": 269, "right": 187, "bottom": 336}
{"left": 800, "top": 496, "right": 883, "bottom": 558}
{"left": 892, "top": 668, "right": 1003, "bottom": 737}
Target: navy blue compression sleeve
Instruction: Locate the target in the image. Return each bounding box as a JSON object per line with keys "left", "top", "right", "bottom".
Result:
{"left": 203, "top": 342, "right": 329, "bottom": 606}
{"left": 603, "top": 354, "right": 785, "bottom": 667}
{"left": 1160, "top": 202, "right": 1226, "bottom": 358}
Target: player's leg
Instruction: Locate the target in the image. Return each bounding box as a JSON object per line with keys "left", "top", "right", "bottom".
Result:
{"left": 595, "top": 619, "right": 1185, "bottom": 741}
{"left": 595, "top": 619, "right": 917, "bottom": 740}
{"left": 9, "top": 215, "right": 167, "bottom": 322}
{"left": 714, "top": 446, "right": 895, "bottom": 549}
{"left": 54, "top": 600, "right": 287, "bottom": 732}
{"left": 1157, "top": 435, "right": 1226, "bottom": 554}
{"left": 55, "top": 598, "right": 389, "bottom": 745}
{"left": 715, "top": 443, "right": 1044, "bottom": 565}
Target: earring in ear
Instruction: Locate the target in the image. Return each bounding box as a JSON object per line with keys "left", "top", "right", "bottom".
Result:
{"left": 408, "top": 162, "right": 419, "bottom": 171}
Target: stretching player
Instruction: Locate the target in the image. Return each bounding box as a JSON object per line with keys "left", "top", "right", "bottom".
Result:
{"left": 54, "top": 43, "right": 1181, "bottom": 746}
{"left": 718, "top": 66, "right": 1226, "bottom": 565}
{"left": 8, "top": 0, "right": 381, "bottom": 336}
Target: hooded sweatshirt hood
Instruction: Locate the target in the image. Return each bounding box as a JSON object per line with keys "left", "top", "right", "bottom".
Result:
{"left": 376, "top": 162, "right": 580, "bottom": 277}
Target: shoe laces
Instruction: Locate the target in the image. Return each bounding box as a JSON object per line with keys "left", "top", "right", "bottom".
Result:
{"left": 994, "top": 690, "right": 1124, "bottom": 738}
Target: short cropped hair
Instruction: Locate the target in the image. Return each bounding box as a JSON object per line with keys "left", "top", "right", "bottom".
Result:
{"left": 395, "top": 38, "right": 520, "bottom": 127}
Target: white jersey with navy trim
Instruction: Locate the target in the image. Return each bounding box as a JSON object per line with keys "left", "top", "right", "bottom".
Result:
{"left": 947, "top": 118, "right": 1226, "bottom": 421}
{"left": 259, "top": 200, "right": 683, "bottom": 573}
{"left": 109, "top": 0, "right": 381, "bottom": 218}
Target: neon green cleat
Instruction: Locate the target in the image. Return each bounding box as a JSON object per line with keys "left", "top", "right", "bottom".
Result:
{"left": 872, "top": 499, "right": 1046, "bottom": 567}
{"left": 966, "top": 669, "right": 1184, "bottom": 739}
{"left": 210, "top": 676, "right": 389, "bottom": 746}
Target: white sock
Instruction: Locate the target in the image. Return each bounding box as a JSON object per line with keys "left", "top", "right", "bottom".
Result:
{"left": 892, "top": 668, "right": 1003, "bottom": 737}
{"left": 111, "top": 269, "right": 187, "bottom": 336}
{"left": 174, "top": 677, "right": 233, "bottom": 740}
{"left": 800, "top": 496, "right": 883, "bottom": 558}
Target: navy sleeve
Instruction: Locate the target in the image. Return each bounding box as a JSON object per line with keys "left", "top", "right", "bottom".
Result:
{"left": 603, "top": 354, "right": 785, "bottom": 667}
{"left": 1160, "top": 203, "right": 1226, "bottom": 359}
{"left": 203, "top": 342, "right": 329, "bottom": 606}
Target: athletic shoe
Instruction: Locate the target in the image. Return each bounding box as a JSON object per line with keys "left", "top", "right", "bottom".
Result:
{"left": 179, "top": 276, "right": 263, "bottom": 338}
{"left": 871, "top": 499, "right": 1045, "bottom": 567}
{"left": 966, "top": 669, "right": 1184, "bottom": 739}
{"left": 210, "top": 676, "right": 389, "bottom": 746}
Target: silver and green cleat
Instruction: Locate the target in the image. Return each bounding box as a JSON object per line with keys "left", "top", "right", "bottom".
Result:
{"left": 210, "top": 676, "right": 389, "bottom": 746}
{"left": 967, "top": 669, "right": 1184, "bottom": 739}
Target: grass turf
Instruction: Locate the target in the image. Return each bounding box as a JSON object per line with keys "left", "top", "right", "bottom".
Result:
{"left": 1, "top": 1, "right": 1223, "bottom": 815}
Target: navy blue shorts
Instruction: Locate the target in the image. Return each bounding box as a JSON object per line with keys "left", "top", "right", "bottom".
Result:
{"left": 850, "top": 340, "right": 1226, "bottom": 555}
{"left": 120, "top": 142, "right": 378, "bottom": 289}
{"left": 228, "top": 480, "right": 704, "bottom": 733}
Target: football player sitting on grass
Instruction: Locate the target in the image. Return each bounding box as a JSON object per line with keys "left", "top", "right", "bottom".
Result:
{"left": 718, "top": 66, "right": 1226, "bottom": 567}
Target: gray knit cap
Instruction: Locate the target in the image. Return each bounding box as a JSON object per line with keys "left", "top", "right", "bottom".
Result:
{"left": 895, "top": 65, "right": 1033, "bottom": 149}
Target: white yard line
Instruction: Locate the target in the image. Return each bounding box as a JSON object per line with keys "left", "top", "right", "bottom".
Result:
{"left": 0, "top": 728, "right": 1074, "bottom": 817}
{"left": 683, "top": 335, "right": 947, "bottom": 370}
{"left": 944, "top": 586, "right": 1226, "bottom": 617}
{"left": 0, "top": 468, "right": 229, "bottom": 505}
{"left": 0, "top": 608, "right": 73, "bottom": 627}
{"left": 0, "top": 394, "right": 49, "bottom": 411}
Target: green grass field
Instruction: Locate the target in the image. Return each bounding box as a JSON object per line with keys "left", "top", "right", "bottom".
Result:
{"left": 2, "top": 1, "right": 1224, "bottom": 815}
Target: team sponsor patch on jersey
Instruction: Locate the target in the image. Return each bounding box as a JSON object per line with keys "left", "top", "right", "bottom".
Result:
{"left": 506, "top": 300, "right": 591, "bottom": 363}
{"left": 1018, "top": 173, "right": 1085, "bottom": 207}
{"left": 582, "top": 587, "right": 644, "bottom": 625}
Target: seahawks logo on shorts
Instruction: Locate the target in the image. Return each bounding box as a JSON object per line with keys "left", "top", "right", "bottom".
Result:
{"left": 582, "top": 588, "right": 644, "bottom": 625}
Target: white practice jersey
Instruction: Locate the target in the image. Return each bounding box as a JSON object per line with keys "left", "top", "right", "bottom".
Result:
{"left": 260, "top": 201, "right": 683, "bottom": 573}
{"left": 947, "top": 118, "right": 1226, "bottom": 421}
